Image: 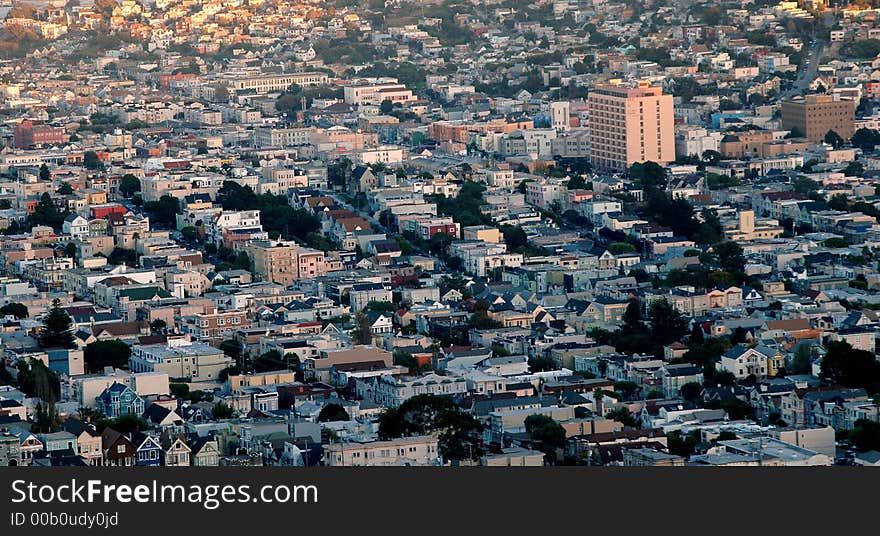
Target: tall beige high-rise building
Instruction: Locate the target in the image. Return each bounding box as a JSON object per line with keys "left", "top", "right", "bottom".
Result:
{"left": 587, "top": 81, "right": 675, "bottom": 172}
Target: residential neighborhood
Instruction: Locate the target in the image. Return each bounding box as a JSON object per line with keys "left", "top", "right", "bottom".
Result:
{"left": 3, "top": 0, "right": 880, "bottom": 468}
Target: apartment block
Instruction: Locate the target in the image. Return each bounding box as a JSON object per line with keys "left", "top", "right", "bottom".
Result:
{"left": 587, "top": 81, "right": 674, "bottom": 171}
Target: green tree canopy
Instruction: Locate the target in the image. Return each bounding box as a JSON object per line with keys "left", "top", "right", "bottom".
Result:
{"left": 39, "top": 299, "right": 75, "bottom": 349}
{"left": 377, "top": 394, "right": 483, "bottom": 461}
{"left": 0, "top": 302, "right": 28, "bottom": 319}
{"left": 119, "top": 174, "right": 141, "bottom": 198}
{"left": 84, "top": 340, "right": 131, "bottom": 373}
{"left": 318, "top": 403, "right": 351, "bottom": 422}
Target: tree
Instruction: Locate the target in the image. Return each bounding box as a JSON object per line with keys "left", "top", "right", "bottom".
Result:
{"left": 667, "top": 430, "right": 701, "bottom": 457}
{"left": 180, "top": 226, "right": 198, "bottom": 242}
{"left": 824, "top": 129, "right": 845, "bottom": 149}
{"left": 169, "top": 383, "right": 190, "bottom": 399}
{"left": 252, "top": 350, "right": 288, "bottom": 373}
{"left": 352, "top": 312, "right": 373, "bottom": 345}
{"left": 850, "top": 419, "right": 880, "bottom": 452}
{"left": 234, "top": 250, "right": 251, "bottom": 271}
{"left": 524, "top": 414, "right": 566, "bottom": 464}
{"left": 820, "top": 340, "right": 880, "bottom": 394}
{"left": 790, "top": 344, "right": 813, "bottom": 374}
{"left": 83, "top": 151, "right": 102, "bottom": 170}
{"left": 648, "top": 298, "right": 689, "bottom": 348}
{"left": 605, "top": 407, "right": 639, "bottom": 428}
{"left": 851, "top": 128, "right": 880, "bottom": 153}
{"left": 613, "top": 380, "right": 640, "bottom": 400}
{"left": 377, "top": 394, "right": 483, "bottom": 461}
{"left": 150, "top": 319, "right": 167, "bottom": 333}
{"left": 823, "top": 237, "right": 848, "bottom": 248}
{"left": 786, "top": 126, "right": 805, "bottom": 139}
{"left": 472, "top": 299, "right": 502, "bottom": 330}
{"left": 212, "top": 401, "right": 235, "bottom": 420}
{"left": 828, "top": 194, "right": 849, "bottom": 211}
{"left": 83, "top": 340, "right": 131, "bottom": 373}
{"left": 107, "top": 415, "right": 148, "bottom": 435}
{"left": 30, "top": 192, "right": 66, "bottom": 231}
{"left": 39, "top": 299, "right": 75, "bottom": 349}
{"left": 39, "top": 163, "right": 51, "bottom": 181}
{"left": 0, "top": 302, "right": 28, "bottom": 319}
{"left": 219, "top": 339, "right": 243, "bottom": 360}
{"left": 528, "top": 355, "right": 557, "bottom": 372}
{"left": 118, "top": 174, "right": 141, "bottom": 198}
{"left": 380, "top": 99, "right": 393, "bottom": 114}
{"left": 612, "top": 299, "right": 652, "bottom": 355}
{"left": 15, "top": 358, "right": 59, "bottom": 403}
{"left": 844, "top": 161, "right": 865, "bottom": 177}
{"left": 57, "top": 182, "right": 73, "bottom": 195}
{"left": 567, "top": 175, "right": 588, "bottom": 190}
{"left": 608, "top": 242, "right": 636, "bottom": 255}
{"left": 680, "top": 382, "right": 703, "bottom": 402}
{"left": 143, "top": 195, "right": 179, "bottom": 227}
{"left": 706, "top": 241, "right": 747, "bottom": 285}
{"left": 629, "top": 161, "right": 667, "bottom": 189}
{"left": 318, "top": 403, "right": 350, "bottom": 422}
{"left": 501, "top": 224, "right": 529, "bottom": 251}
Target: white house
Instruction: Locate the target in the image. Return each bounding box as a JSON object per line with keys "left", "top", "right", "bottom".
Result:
{"left": 63, "top": 214, "right": 89, "bottom": 240}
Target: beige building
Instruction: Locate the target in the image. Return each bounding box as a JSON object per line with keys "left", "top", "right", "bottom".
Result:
{"left": 305, "top": 346, "right": 393, "bottom": 383}
{"left": 245, "top": 240, "right": 326, "bottom": 286}
{"left": 588, "top": 81, "right": 674, "bottom": 171}
{"left": 462, "top": 225, "right": 503, "bottom": 243}
{"left": 225, "top": 370, "right": 297, "bottom": 393}
{"left": 128, "top": 337, "right": 233, "bottom": 383}
{"left": 781, "top": 94, "right": 855, "bottom": 142}
{"left": 323, "top": 435, "right": 439, "bottom": 466}
{"left": 481, "top": 447, "right": 546, "bottom": 467}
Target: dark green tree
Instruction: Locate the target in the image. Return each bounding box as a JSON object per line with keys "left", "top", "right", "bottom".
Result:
{"left": 212, "top": 401, "right": 235, "bottom": 419}
{"left": 844, "top": 161, "right": 865, "bottom": 177}
{"left": 39, "top": 298, "right": 76, "bottom": 349}
{"left": 318, "top": 403, "right": 351, "bottom": 422}
{"left": 377, "top": 394, "right": 483, "bottom": 461}
{"left": 648, "top": 298, "right": 689, "bottom": 347}
{"left": 83, "top": 151, "right": 102, "bottom": 170}
{"left": 820, "top": 340, "right": 880, "bottom": 394}
{"left": 118, "top": 174, "right": 141, "bottom": 198}
{"left": 234, "top": 250, "right": 251, "bottom": 271}
{"left": 143, "top": 195, "right": 179, "bottom": 227}
{"left": 29, "top": 192, "right": 66, "bottom": 231}
{"left": 83, "top": 340, "right": 131, "bottom": 373}
{"left": 524, "top": 414, "right": 566, "bottom": 464}
{"left": 824, "top": 129, "right": 845, "bottom": 149}
{"left": 0, "top": 302, "right": 28, "bottom": 319}
{"left": 180, "top": 226, "right": 198, "bottom": 242}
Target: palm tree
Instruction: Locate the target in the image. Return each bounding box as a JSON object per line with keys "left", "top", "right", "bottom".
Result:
{"left": 593, "top": 387, "right": 605, "bottom": 416}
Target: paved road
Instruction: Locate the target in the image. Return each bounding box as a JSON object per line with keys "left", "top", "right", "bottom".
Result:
{"left": 784, "top": 40, "right": 824, "bottom": 99}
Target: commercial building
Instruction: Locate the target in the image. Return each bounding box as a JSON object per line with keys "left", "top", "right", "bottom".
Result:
{"left": 780, "top": 94, "right": 855, "bottom": 142}
{"left": 224, "top": 72, "right": 329, "bottom": 94}
{"left": 13, "top": 120, "right": 69, "bottom": 149}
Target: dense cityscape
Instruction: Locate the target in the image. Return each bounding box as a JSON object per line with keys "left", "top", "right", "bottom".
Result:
{"left": 1, "top": 0, "right": 880, "bottom": 468}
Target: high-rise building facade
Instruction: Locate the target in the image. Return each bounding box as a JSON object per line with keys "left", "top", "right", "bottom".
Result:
{"left": 780, "top": 94, "right": 855, "bottom": 142}
{"left": 587, "top": 81, "right": 675, "bottom": 172}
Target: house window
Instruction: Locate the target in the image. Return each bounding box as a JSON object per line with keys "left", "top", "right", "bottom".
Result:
{"left": 117, "top": 445, "right": 126, "bottom": 454}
